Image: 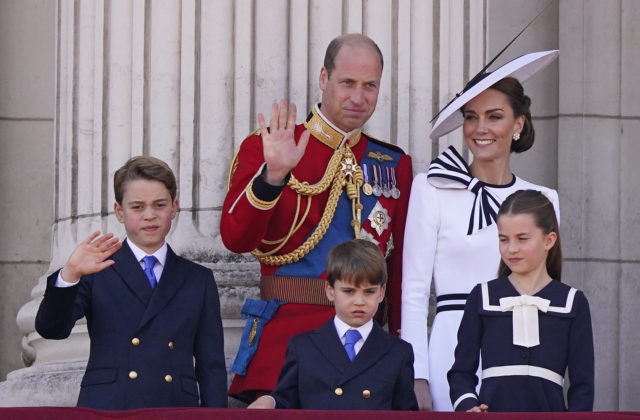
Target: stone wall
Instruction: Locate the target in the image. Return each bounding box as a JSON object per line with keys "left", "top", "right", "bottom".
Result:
{"left": 0, "top": 0, "right": 638, "bottom": 411}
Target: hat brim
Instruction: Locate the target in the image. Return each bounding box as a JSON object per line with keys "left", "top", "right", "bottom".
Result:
{"left": 429, "top": 50, "right": 559, "bottom": 140}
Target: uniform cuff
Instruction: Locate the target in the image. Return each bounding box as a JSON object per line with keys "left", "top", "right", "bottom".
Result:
{"left": 453, "top": 393, "right": 478, "bottom": 411}
{"left": 251, "top": 166, "right": 291, "bottom": 202}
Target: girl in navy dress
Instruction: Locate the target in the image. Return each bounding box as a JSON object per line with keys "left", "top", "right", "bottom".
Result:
{"left": 448, "top": 190, "right": 594, "bottom": 412}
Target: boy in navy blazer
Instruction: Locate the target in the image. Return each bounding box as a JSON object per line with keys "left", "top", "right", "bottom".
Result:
{"left": 36, "top": 156, "right": 227, "bottom": 410}
{"left": 248, "top": 239, "right": 418, "bottom": 410}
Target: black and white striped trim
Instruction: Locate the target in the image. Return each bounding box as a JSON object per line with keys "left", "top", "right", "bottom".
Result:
{"left": 427, "top": 146, "right": 502, "bottom": 235}
{"left": 436, "top": 293, "right": 469, "bottom": 313}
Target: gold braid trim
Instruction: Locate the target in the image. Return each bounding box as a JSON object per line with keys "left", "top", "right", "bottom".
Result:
{"left": 251, "top": 145, "right": 363, "bottom": 266}
{"left": 347, "top": 162, "right": 364, "bottom": 238}
{"left": 251, "top": 192, "right": 303, "bottom": 256}
{"left": 246, "top": 181, "right": 280, "bottom": 210}
{"left": 226, "top": 149, "right": 241, "bottom": 191}
{"left": 287, "top": 147, "right": 346, "bottom": 196}
{"left": 260, "top": 194, "right": 312, "bottom": 246}
{"left": 252, "top": 172, "right": 345, "bottom": 265}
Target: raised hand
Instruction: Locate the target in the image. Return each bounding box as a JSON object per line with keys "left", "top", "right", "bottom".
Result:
{"left": 60, "top": 231, "right": 122, "bottom": 284}
{"left": 258, "top": 99, "right": 311, "bottom": 185}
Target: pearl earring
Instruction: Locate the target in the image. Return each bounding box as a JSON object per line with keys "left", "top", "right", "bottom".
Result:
{"left": 512, "top": 133, "right": 520, "bottom": 141}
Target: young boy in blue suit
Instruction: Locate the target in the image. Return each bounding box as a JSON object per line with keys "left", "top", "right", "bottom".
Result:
{"left": 36, "top": 156, "right": 227, "bottom": 410}
{"left": 248, "top": 239, "right": 418, "bottom": 410}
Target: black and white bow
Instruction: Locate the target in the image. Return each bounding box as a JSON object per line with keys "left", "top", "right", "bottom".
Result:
{"left": 427, "top": 146, "right": 502, "bottom": 235}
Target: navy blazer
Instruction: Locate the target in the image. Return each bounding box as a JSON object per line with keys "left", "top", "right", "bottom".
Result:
{"left": 271, "top": 319, "right": 418, "bottom": 410}
{"left": 35, "top": 241, "right": 227, "bottom": 410}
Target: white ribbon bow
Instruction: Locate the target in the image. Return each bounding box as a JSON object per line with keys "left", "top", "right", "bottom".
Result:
{"left": 499, "top": 295, "right": 550, "bottom": 348}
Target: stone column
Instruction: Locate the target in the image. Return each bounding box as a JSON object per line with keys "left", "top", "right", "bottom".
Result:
{"left": 0, "top": 0, "right": 257, "bottom": 405}
{"left": 558, "top": 0, "right": 640, "bottom": 410}
{"left": 0, "top": 0, "right": 55, "bottom": 382}
{"left": 0, "top": 0, "right": 456, "bottom": 406}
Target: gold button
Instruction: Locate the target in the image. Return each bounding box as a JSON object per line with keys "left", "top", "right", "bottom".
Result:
{"left": 334, "top": 387, "right": 343, "bottom": 396}
{"left": 362, "top": 389, "right": 371, "bottom": 399}
{"left": 168, "top": 341, "right": 174, "bottom": 349}
{"left": 131, "top": 337, "right": 140, "bottom": 346}
{"left": 128, "top": 371, "right": 138, "bottom": 380}
{"left": 164, "top": 375, "right": 173, "bottom": 383}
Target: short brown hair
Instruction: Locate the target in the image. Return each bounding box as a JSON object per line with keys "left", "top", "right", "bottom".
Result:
{"left": 323, "top": 33, "right": 383, "bottom": 78}
{"left": 113, "top": 156, "right": 177, "bottom": 204}
{"left": 326, "top": 239, "right": 387, "bottom": 288}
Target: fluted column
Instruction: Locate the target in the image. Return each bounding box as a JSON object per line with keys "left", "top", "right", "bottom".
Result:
{"left": 558, "top": 0, "right": 640, "bottom": 410}
{"left": 0, "top": 0, "right": 571, "bottom": 408}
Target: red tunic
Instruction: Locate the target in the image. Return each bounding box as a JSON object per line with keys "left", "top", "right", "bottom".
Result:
{"left": 221, "top": 106, "right": 412, "bottom": 401}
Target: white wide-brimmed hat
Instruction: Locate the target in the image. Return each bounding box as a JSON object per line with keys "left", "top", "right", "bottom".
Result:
{"left": 429, "top": 49, "right": 559, "bottom": 140}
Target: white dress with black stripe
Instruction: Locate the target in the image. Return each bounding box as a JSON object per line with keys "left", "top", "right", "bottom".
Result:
{"left": 400, "top": 146, "right": 560, "bottom": 411}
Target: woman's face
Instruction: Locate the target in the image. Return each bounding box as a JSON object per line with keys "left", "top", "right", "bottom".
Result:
{"left": 462, "top": 88, "right": 524, "bottom": 164}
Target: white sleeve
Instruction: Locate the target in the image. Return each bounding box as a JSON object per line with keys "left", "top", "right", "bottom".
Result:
{"left": 55, "top": 269, "right": 79, "bottom": 288}
{"left": 548, "top": 188, "right": 560, "bottom": 225}
{"left": 401, "top": 173, "right": 440, "bottom": 381}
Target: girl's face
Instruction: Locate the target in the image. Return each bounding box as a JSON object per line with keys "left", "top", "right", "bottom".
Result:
{"left": 498, "top": 213, "right": 557, "bottom": 278}
{"left": 462, "top": 88, "right": 524, "bottom": 163}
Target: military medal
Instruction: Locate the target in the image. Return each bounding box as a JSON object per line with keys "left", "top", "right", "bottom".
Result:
{"left": 382, "top": 167, "right": 391, "bottom": 198}
{"left": 390, "top": 167, "right": 401, "bottom": 199}
{"left": 372, "top": 165, "right": 382, "bottom": 196}
{"left": 362, "top": 163, "right": 373, "bottom": 196}
{"left": 368, "top": 202, "right": 391, "bottom": 235}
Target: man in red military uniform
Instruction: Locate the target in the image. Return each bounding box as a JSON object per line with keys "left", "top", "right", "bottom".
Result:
{"left": 221, "top": 33, "right": 412, "bottom": 403}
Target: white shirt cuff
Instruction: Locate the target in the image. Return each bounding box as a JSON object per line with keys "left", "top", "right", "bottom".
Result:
{"left": 55, "top": 270, "right": 79, "bottom": 288}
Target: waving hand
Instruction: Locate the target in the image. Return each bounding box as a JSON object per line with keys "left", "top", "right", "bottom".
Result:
{"left": 259, "top": 99, "right": 311, "bottom": 185}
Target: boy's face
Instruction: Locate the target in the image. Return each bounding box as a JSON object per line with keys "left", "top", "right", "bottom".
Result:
{"left": 114, "top": 179, "right": 178, "bottom": 255}
{"left": 325, "top": 278, "right": 385, "bottom": 328}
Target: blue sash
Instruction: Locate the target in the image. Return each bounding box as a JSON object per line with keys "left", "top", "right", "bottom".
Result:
{"left": 276, "top": 139, "right": 402, "bottom": 278}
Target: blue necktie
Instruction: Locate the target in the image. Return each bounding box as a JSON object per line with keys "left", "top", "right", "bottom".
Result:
{"left": 344, "top": 329, "right": 361, "bottom": 361}
{"left": 142, "top": 256, "right": 158, "bottom": 289}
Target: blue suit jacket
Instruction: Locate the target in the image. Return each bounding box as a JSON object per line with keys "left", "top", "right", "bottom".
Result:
{"left": 35, "top": 241, "right": 227, "bottom": 410}
{"left": 271, "top": 319, "right": 418, "bottom": 410}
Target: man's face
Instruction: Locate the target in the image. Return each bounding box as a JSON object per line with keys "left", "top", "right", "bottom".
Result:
{"left": 319, "top": 44, "right": 382, "bottom": 132}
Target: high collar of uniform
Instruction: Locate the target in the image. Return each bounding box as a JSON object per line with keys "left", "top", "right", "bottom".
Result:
{"left": 304, "top": 104, "right": 361, "bottom": 150}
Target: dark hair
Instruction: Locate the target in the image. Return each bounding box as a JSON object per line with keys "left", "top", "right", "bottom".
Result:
{"left": 461, "top": 75, "right": 535, "bottom": 153}
{"left": 113, "top": 156, "right": 177, "bottom": 204}
{"left": 323, "top": 33, "right": 383, "bottom": 78}
{"left": 326, "top": 239, "right": 387, "bottom": 287}
{"left": 497, "top": 190, "right": 562, "bottom": 280}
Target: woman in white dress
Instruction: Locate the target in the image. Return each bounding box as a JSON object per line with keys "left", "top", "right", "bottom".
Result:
{"left": 401, "top": 51, "right": 560, "bottom": 411}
